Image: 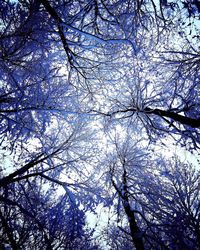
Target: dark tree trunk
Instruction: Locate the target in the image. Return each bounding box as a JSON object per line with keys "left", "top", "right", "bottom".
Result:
{"left": 112, "top": 169, "right": 144, "bottom": 250}
{"left": 122, "top": 170, "right": 144, "bottom": 250}
{"left": 144, "top": 107, "right": 200, "bottom": 128}
{"left": 123, "top": 203, "right": 144, "bottom": 250}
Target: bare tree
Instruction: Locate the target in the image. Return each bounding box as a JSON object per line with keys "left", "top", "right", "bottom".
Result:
{"left": 103, "top": 133, "right": 199, "bottom": 249}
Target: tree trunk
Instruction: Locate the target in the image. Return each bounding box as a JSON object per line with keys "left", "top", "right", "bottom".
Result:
{"left": 144, "top": 107, "right": 200, "bottom": 128}
{"left": 123, "top": 203, "right": 144, "bottom": 250}
{"left": 122, "top": 170, "right": 144, "bottom": 250}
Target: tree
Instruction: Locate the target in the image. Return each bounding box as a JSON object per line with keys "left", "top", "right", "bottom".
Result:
{"left": 89, "top": 25, "right": 200, "bottom": 149}
{"left": 0, "top": 177, "right": 99, "bottom": 249}
{"left": 1, "top": 0, "right": 199, "bottom": 147}
{"left": 102, "top": 132, "right": 199, "bottom": 249}
{"left": 0, "top": 0, "right": 199, "bottom": 249}
{"left": 135, "top": 157, "right": 200, "bottom": 249}
{"left": 0, "top": 117, "right": 102, "bottom": 249}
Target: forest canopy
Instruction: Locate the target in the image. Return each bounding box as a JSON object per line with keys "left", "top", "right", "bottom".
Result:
{"left": 0, "top": 0, "right": 199, "bottom": 249}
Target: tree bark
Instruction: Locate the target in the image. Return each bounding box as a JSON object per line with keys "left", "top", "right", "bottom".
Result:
{"left": 123, "top": 203, "right": 144, "bottom": 250}
{"left": 144, "top": 107, "right": 200, "bottom": 128}
{"left": 110, "top": 106, "right": 200, "bottom": 128}
{"left": 121, "top": 170, "right": 144, "bottom": 250}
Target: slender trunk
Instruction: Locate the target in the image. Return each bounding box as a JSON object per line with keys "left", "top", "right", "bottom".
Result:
{"left": 122, "top": 170, "right": 144, "bottom": 250}
{"left": 110, "top": 106, "right": 199, "bottom": 128}
{"left": 0, "top": 153, "right": 44, "bottom": 187}
{"left": 144, "top": 107, "right": 200, "bottom": 128}
{"left": 39, "top": 0, "right": 61, "bottom": 22}
{"left": 39, "top": 0, "right": 73, "bottom": 62}
{"left": 123, "top": 202, "right": 144, "bottom": 250}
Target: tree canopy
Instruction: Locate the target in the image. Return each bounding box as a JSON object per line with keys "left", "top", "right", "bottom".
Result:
{"left": 0, "top": 0, "right": 199, "bottom": 249}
